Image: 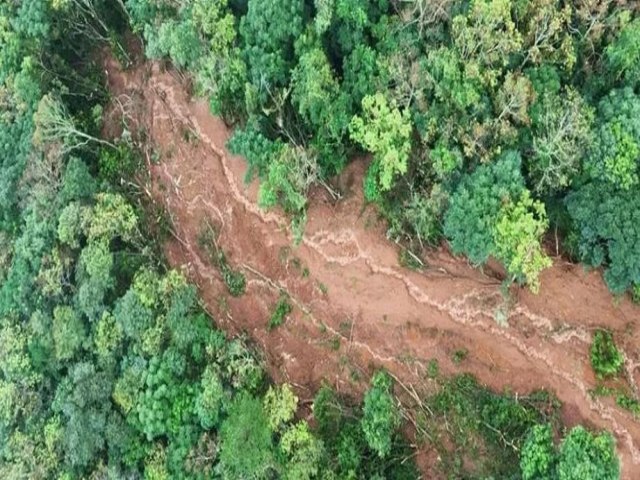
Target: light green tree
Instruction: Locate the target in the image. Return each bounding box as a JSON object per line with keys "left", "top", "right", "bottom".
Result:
{"left": 33, "top": 94, "right": 114, "bottom": 155}
{"left": 280, "top": 421, "right": 325, "bottom": 480}
{"left": 219, "top": 393, "right": 276, "bottom": 479}
{"left": 350, "top": 93, "right": 412, "bottom": 194}
{"left": 493, "top": 191, "right": 552, "bottom": 293}
{"left": 586, "top": 88, "right": 640, "bottom": 190}
{"left": 520, "top": 424, "right": 555, "bottom": 480}
{"left": 263, "top": 383, "right": 298, "bottom": 432}
{"left": 52, "top": 305, "right": 86, "bottom": 362}
{"left": 361, "top": 371, "right": 400, "bottom": 458}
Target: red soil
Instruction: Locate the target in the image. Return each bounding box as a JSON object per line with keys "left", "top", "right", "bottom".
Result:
{"left": 104, "top": 58, "right": 640, "bottom": 479}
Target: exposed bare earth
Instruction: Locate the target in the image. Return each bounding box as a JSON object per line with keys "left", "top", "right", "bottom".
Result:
{"left": 105, "top": 59, "right": 640, "bottom": 478}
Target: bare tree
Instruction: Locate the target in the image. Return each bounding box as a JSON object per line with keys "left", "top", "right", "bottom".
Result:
{"left": 54, "top": 0, "right": 130, "bottom": 61}
{"left": 396, "top": 0, "right": 454, "bottom": 37}
{"left": 33, "top": 94, "right": 115, "bottom": 155}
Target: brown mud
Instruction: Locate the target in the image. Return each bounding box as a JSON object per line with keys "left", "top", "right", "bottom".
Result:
{"left": 104, "top": 58, "right": 640, "bottom": 478}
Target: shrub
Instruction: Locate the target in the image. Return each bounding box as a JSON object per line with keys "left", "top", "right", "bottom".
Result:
{"left": 268, "top": 295, "right": 292, "bottom": 330}
{"left": 590, "top": 330, "right": 624, "bottom": 378}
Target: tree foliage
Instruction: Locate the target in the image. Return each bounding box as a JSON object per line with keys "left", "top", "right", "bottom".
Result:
{"left": 566, "top": 181, "right": 640, "bottom": 294}
{"left": 361, "top": 371, "right": 400, "bottom": 458}
{"left": 494, "top": 191, "right": 551, "bottom": 292}
{"left": 350, "top": 93, "right": 412, "bottom": 195}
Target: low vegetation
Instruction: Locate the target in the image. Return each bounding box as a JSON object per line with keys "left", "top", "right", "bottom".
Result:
{"left": 418, "top": 367, "right": 619, "bottom": 479}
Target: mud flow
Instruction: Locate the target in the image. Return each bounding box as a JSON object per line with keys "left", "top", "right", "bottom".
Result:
{"left": 104, "top": 58, "right": 640, "bottom": 478}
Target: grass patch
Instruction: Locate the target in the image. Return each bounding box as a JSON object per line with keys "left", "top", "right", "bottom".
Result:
{"left": 339, "top": 320, "right": 352, "bottom": 336}
{"left": 617, "top": 394, "right": 640, "bottom": 416}
{"left": 452, "top": 348, "right": 468, "bottom": 364}
{"left": 317, "top": 281, "right": 328, "bottom": 295}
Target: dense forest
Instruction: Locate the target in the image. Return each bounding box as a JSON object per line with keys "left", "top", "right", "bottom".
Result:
{"left": 0, "top": 0, "right": 635, "bottom": 478}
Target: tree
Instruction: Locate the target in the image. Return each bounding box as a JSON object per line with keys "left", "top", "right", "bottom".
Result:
{"left": 590, "top": 330, "right": 624, "bottom": 378}
{"left": 586, "top": 88, "right": 640, "bottom": 190}
{"left": 291, "top": 38, "right": 351, "bottom": 174}
{"left": 52, "top": 362, "right": 113, "bottom": 468}
{"left": 94, "top": 312, "right": 123, "bottom": 360}
{"left": 605, "top": 17, "right": 640, "bottom": 88}
{"left": 227, "top": 124, "right": 285, "bottom": 181}
{"left": 528, "top": 88, "right": 594, "bottom": 194}
{"left": 33, "top": 94, "right": 114, "bottom": 155}
{"left": 113, "top": 288, "right": 154, "bottom": 339}
{"left": 52, "top": 306, "right": 86, "bottom": 362}
{"left": 144, "top": 444, "right": 170, "bottom": 480}
{"left": 566, "top": 180, "right": 640, "bottom": 294}
{"left": 145, "top": 17, "right": 203, "bottom": 70}
{"left": 252, "top": 143, "right": 318, "bottom": 241}
{"left": 330, "top": 0, "right": 383, "bottom": 54}
{"left": 88, "top": 193, "right": 138, "bottom": 243}
{"left": 59, "top": 157, "right": 96, "bottom": 204}
{"left": 218, "top": 393, "right": 276, "bottom": 479}
{"left": 494, "top": 72, "right": 535, "bottom": 126}
{"left": 520, "top": 424, "right": 555, "bottom": 480}
{"left": 350, "top": 93, "right": 412, "bottom": 195}
{"left": 493, "top": 191, "right": 551, "bottom": 292}
{"left": 192, "top": 0, "right": 244, "bottom": 120}
{"left": 361, "top": 371, "right": 400, "bottom": 458}
{"left": 492, "top": 72, "right": 535, "bottom": 144}
{"left": 239, "top": 0, "right": 304, "bottom": 107}
{"left": 556, "top": 427, "right": 619, "bottom": 480}
{"left": 263, "top": 384, "right": 298, "bottom": 433}
{"left": 135, "top": 349, "right": 195, "bottom": 441}
{"left": 279, "top": 422, "right": 325, "bottom": 480}
{"left": 194, "top": 365, "right": 226, "bottom": 429}
{"left": 342, "top": 44, "right": 382, "bottom": 107}
{"left": 444, "top": 152, "right": 525, "bottom": 265}
{"left": 451, "top": 0, "right": 522, "bottom": 84}
{"left": 516, "top": 0, "right": 574, "bottom": 69}
{"left": 57, "top": 202, "right": 91, "bottom": 249}
{"left": 52, "top": 0, "right": 129, "bottom": 60}
{"left": 400, "top": 0, "right": 455, "bottom": 39}
{"left": 572, "top": 0, "right": 618, "bottom": 57}
{"left": 520, "top": 424, "right": 619, "bottom": 480}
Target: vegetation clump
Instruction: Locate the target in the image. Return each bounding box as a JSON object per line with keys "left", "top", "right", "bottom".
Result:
{"left": 590, "top": 330, "right": 624, "bottom": 378}
{"left": 421, "top": 369, "right": 619, "bottom": 479}
{"left": 268, "top": 294, "right": 292, "bottom": 330}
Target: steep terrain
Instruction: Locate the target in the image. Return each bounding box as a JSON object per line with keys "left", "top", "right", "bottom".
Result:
{"left": 105, "top": 58, "right": 640, "bottom": 478}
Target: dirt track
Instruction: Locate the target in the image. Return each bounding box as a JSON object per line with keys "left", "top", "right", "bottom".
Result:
{"left": 105, "top": 59, "right": 640, "bottom": 478}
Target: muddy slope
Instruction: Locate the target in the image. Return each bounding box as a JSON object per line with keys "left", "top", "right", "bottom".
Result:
{"left": 105, "top": 59, "right": 640, "bottom": 478}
